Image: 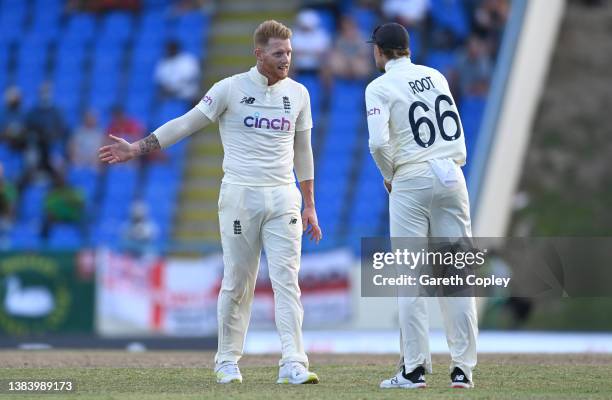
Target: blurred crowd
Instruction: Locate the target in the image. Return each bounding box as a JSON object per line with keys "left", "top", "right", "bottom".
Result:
{"left": 0, "top": 0, "right": 208, "bottom": 252}
{"left": 0, "top": 42, "right": 199, "bottom": 251}
{"left": 1, "top": 0, "right": 510, "bottom": 251}
{"left": 292, "top": 0, "right": 509, "bottom": 100}
{"left": 0, "top": 80, "right": 168, "bottom": 252}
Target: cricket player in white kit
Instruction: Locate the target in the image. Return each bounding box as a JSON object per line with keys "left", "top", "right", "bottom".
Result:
{"left": 99, "top": 20, "right": 322, "bottom": 385}
{"left": 365, "top": 23, "right": 478, "bottom": 389}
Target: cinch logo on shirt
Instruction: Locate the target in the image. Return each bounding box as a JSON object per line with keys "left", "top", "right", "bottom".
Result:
{"left": 243, "top": 112, "right": 291, "bottom": 131}
{"left": 368, "top": 107, "right": 380, "bottom": 116}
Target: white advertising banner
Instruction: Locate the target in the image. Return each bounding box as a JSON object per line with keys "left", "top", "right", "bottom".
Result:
{"left": 96, "top": 249, "right": 354, "bottom": 336}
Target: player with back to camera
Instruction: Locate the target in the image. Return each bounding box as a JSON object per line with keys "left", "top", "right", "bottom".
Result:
{"left": 365, "top": 23, "right": 478, "bottom": 389}
{"left": 99, "top": 20, "right": 322, "bottom": 385}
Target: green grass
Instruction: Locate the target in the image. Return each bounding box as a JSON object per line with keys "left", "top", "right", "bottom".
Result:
{"left": 0, "top": 353, "right": 611, "bottom": 399}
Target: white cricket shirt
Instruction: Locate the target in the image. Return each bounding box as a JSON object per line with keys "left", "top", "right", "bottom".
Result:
{"left": 196, "top": 66, "right": 312, "bottom": 186}
{"left": 366, "top": 57, "right": 466, "bottom": 181}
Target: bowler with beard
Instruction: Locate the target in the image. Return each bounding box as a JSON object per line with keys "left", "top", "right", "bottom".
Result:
{"left": 98, "top": 20, "right": 321, "bottom": 385}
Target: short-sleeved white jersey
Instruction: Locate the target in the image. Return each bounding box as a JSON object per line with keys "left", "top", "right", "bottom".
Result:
{"left": 366, "top": 58, "right": 466, "bottom": 170}
{"left": 196, "top": 66, "right": 312, "bottom": 186}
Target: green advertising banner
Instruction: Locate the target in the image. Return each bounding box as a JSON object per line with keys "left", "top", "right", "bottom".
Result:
{"left": 0, "top": 252, "right": 94, "bottom": 335}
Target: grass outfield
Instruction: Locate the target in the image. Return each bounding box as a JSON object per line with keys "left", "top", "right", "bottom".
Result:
{"left": 0, "top": 352, "right": 610, "bottom": 399}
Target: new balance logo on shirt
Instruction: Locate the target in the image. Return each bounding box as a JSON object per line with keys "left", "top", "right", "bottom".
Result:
{"left": 289, "top": 217, "right": 298, "bottom": 225}
{"left": 240, "top": 96, "right": 255, "bottom": 104}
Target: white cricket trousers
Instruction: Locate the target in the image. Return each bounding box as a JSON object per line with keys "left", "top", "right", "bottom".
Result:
{"left": 389, "top": 162, "right": 478, "bottom": 381}
{"left": 214, "top": 182, "right": 308, "bottom": 367}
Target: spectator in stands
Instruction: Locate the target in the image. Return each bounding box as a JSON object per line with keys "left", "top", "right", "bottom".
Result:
{"left": 455, "top": 35, "right": 493, "bottom": 98}
{"left": 0, "top": 163, "right": 17, "bottom": 247}
{"left": 121, "top": 200, "right": 159, "bottom": 256}
{"left": 473, "top": 0, "right": 509, "bottom": 53}
{"left": 107, "top": 105, "right": 144, "bottom": 143}
{"left": 291, "top": 9, "right": 332, "bottom": 76}
{"left": 23, "top": 82, "right": 67, "bottom": 187}
{"left": 323, "top": 15, "right": 373, "bottom": 83}
{"left": 428, "top": 27, "right": 463, "bottom": 92}
{"left": 69, "top": 110, "right": 104, "bottom": 171}
{"left": 41, "top": 170, "right": 84, "bottom": 239}
{"left": 382, "top": 0, "right": 431, "bottom": 60}
{"left": 382, "top": 0, "right": 430, "bottom": 29}
{"left": 300, "top": 0, "right": 342, "bottom": 26}
{"left": 154, "top": 40, "right": 201, "bottom": 104}
{"left": 107, "top": 106, "right": 167, "bottom": 163}
{"left": 0, "top": 86, "right": 26, "bottom": 151}
{"left": 429, "top": 25, "right": 462, "bottom": 52}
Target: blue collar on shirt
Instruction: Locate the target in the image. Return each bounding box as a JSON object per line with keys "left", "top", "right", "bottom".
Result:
{"left": 384, "top": 57, "right": 412, "bottom": 72}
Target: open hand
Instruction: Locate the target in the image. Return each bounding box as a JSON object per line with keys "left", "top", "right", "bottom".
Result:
{"left": 99, "top": 135, "right": 136, "bottom": 164}
{"left": 302, "top": 206, "right": 322, "bottom": 243}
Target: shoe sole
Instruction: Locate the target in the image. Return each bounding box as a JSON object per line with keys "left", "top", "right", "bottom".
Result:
{"left": 277, "top": 374, "right": 320, "bottom": 384}
{"left": 380, "top": 383, "right": 426, "bottom": 389}
{"left": 451, "top": 382, "right": 473, "bottom": 389}
{"left": 217, "top": 378, "right": 242, "bottom": 384}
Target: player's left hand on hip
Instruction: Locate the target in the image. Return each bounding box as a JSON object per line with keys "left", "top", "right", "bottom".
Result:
{"left": 302, "top": 206, "right": 322, "bottom": 243}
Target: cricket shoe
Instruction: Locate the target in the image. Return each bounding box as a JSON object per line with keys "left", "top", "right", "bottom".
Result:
{"left": 215, "top": 362, "right": 242, "bottom": 384}
{"left": 450, "top": 367, "right": 473, "bottom": 388}
{"left": 380, "top": 365, "right": 427, "bottom": 389}
{"left": 277, "top": 362, "right": 319, "bottom": 384}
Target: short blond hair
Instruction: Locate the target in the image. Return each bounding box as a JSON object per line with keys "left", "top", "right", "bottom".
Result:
{"left": 253, "top": 20, "right": 292, "bottom": 48}
{"left": 382, "top": 48, "right": 411, "bottom": 60}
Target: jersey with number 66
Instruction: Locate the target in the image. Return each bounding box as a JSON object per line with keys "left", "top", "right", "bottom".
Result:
{"left": 366, "top": 58, "right": 466, "bottom": 168}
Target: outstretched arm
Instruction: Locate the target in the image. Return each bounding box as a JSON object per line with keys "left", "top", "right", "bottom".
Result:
{"left": 98, "top": 108, "right": 211, "bottom": 164}
{"left": 98, "top": 134, "right": 161, "bottom": 164}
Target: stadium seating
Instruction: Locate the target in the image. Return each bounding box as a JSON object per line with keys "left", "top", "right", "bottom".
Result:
{"left": 460, "top": 95, "right": 487, "bottom": 179}
{"left": 0, "top": 145, "right": 23, "bottom": 182}
{"left": 0, "top": 0, "right": 27, "bottom": 42}
{"left": 426, "top": 50, "right": 458, "bottom": 77}
{"left": 48, "top": 223, "right": 84, "bottom": 250}
{"left": 430, "top": 0, "right": 470, "bottom": 39}
{"left": 0, "top": 0, "right": 210, "bottom": 250}
{"left": 350, "top": 7, "right": 378, "bottom": 36}
{"left": 306, "top": 4, "right": 488, "bottom": 250}
{"left": 0, "top": 0, "right": 490, "bottom": 252}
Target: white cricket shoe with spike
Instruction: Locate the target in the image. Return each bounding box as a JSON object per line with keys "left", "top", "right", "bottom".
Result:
{"left": 277, "top": 362, "right": 319, "bottom": 384}
{"left": 380, "top": 365, "right": 427, "bottom": 389}
{"left": 215, "top": 362, "right": 242, "bottom": 384}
